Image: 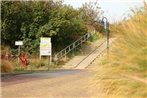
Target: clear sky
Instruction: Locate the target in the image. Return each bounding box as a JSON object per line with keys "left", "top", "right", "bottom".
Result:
{"left": 63, "top": 0, "right": 145, "bottom": 23}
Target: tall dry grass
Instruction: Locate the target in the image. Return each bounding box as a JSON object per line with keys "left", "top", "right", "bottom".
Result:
{"left": 1, "top": 60, "right": 14, "bottom": 73}
{"left": 94, "top": 2, "right": 147, "bottom": 98}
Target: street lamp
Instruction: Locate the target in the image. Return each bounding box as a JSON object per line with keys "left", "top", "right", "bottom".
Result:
{"left": 100, "top": 17, "right": 109, "bottom": 57}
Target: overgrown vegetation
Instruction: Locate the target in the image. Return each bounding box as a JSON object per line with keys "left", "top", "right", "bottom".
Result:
{"left": 1, "top": 0, "right": 104, "bottom": 72}
{"left": 1, "top": 0, "right": 102, "bottom": 54}
{"left": 94, "top": 2, "right": 147, "bottom": 98}
{"left": 1, "top": 60, "right": 14, "bottom": 73}
{"left": 89, "top": 32, "right": 103, "bottom": 42}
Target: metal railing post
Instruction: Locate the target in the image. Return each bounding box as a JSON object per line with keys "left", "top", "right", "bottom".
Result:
{"left": 65, "top": 49, "right": 66, "bottom": 61}
{"left": 73, "top": 42, "right": 75, "bottom": 48}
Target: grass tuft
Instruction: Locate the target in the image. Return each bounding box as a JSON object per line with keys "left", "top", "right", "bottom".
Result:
{"left": 1, "top": 60, "right": 14, "bottom": 73}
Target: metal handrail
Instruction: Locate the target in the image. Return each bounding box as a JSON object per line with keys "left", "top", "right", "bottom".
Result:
{"left": 54, "top": 31, "right": 95, "bottom": 61}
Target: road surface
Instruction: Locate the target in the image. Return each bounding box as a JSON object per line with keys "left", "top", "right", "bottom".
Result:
{"left": 1, "top": 69, "right": 103, "bottom": 98}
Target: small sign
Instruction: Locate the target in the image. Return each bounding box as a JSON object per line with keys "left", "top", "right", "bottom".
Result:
{"left": 15, "top": 41, "right": 23, "bottom": 45}
{"left": 40, "top": 37, "right": 52, "bottom": 56}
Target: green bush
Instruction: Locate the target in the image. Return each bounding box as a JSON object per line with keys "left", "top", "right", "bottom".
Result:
{"left": 89, "top": 32, "right": 103, "bottom": 42}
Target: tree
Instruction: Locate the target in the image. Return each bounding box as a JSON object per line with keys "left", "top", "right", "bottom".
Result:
{"left": 79, "top": 0, "right": 103, "bottom": 32}
{"left": 1, "top": 0, "right": 89, "bottom": 54}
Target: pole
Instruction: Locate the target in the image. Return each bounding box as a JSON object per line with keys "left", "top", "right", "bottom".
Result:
{"left": 50, "top": 43, "right": 52, "bottom": 65}
{"left": 48, "top": 56, "right": 50, "bottom": 70}
{"left": 50, "top": 55, "right": 52, "bottom": 65}
{"left": 106, "top": 28, "right": 109, "bottom": 59}
{"left": 65, "top": 54, "right": 66, "bottom": 61}
{"left": 18, "top": 45, "right": 20, "bottom": 63}
{"left": 107, "top": 22, "right": 109, "bottom": 59}
{"left": 102, "top": 17, "right": 109, "bottom": 59}
{"left": 48, "top": 55, "right": 51, "bottom": 70}
{"left": 19, "top": 45, "right": 20, "bottom": 56}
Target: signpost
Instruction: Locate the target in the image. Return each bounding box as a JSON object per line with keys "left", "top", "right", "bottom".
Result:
{"left": 15, "top": 41, "right": 23, "bottom": 56}
{"left": 102, "top": 17, "right": 109, "bottom": 59}
{"left": 40, "top": 37, "right": 52, "bottom": 69}
{"left": 15, "top": 41, "right": 23, "bottom": 63}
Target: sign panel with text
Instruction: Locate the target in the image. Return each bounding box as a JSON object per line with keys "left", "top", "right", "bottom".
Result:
{"left": 15, "top": 41, "right": 23, "bottom": 45}
{"left": 40, "top": 37, "right": 51, "bottom": 56}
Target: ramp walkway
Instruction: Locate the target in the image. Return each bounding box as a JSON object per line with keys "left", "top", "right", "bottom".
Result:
{"left": 62, "top": 38, "right": 115, "bottom": 69}
{"left": 62, "top": 38, "right": 104, "bottom": 69}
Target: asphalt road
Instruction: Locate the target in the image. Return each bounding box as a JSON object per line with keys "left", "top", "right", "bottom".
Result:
{"left": 1, "top": 69, "right": 101, "bottom": 98}
{"left": 1, "top": 69, "right": 84, "bottom": 87}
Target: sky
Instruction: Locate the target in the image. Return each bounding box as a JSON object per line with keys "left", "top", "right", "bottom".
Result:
{"left": 63, "top": 0, "right": 145, "bottom": 23}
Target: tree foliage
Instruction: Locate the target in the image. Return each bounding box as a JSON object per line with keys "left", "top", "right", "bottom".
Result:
{"left": 1, "top": 0, "right": 102, "bottom": 54}
{"left": 79, "top": 0, "right": 103, "bottom": 31}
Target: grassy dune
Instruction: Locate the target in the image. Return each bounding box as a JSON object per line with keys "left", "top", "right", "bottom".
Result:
{"left": 94, "top": 2, "right": 147, "bottom": 98}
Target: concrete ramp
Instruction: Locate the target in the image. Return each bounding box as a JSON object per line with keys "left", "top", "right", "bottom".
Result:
{"left": 75, "top": 38, "right": 115, "bottom": 69}
{"left": 62, "top": 38, "right": 105, "bottom": 69}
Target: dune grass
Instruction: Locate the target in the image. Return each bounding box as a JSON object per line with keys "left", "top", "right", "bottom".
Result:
{"left": 93, "top": 2, "right": 147, "bottom": 98}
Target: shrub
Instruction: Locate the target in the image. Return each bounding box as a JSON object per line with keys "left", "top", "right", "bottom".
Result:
{"left": 89, "top": 32, "right": 103, "bottom": 42}
{"left": 1, "top": 60, "right": 14, "bottom": 73}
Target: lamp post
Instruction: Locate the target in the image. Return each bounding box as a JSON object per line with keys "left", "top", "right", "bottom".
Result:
{"left": 101, "top": 17, "right": 109, "bottom": 58}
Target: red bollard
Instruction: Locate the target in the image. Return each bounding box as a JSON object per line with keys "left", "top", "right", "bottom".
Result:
{"left": 8, "top": 52, "right": 11, "bottom": 61}
{"left": 20, "top": 53, "right": 28, "bottom": 67}
{"left": 1, "top": 52, "right": 6, "bottom": 60}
